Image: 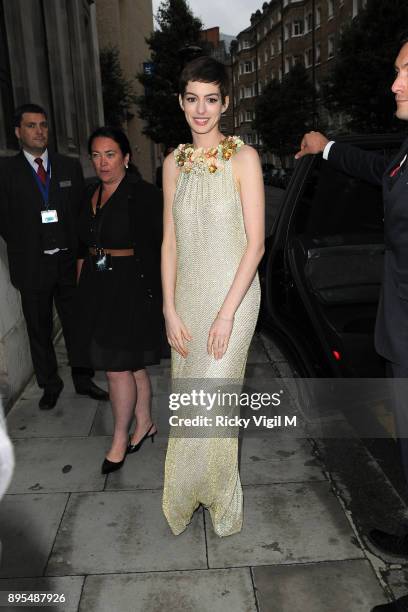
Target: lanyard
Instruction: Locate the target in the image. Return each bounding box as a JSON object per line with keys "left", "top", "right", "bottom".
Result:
{"left": 31, "top": 160, "right": 51, "bottom": 208}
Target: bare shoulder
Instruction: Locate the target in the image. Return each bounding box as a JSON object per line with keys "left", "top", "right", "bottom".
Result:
{"left": 163, "top": 150, "right": 177, "bottom": 172}
{"left": 234, "top": 144, "right": 261, "bottom": 166}
{"left": 163, "top": 152, "right": 180, "bottom": 188}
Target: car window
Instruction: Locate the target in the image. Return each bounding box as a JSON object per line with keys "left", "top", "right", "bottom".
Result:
{"left": 293, "top": 147, "right": 400, "bottom": 244}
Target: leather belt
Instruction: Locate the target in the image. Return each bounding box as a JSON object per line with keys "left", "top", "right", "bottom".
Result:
{"left": 89, "top": 248, "right": 134, "bottom": 257}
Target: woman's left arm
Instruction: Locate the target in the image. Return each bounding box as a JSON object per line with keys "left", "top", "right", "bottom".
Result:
{"left": 207, "top": 145, "right": 265, "bottom": 360}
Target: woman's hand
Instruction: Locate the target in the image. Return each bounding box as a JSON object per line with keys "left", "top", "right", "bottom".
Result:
{"left": 164, "top": 310, "right": 192, "bottom": 358}
{"left": 207, "top": 315, "right": 234, "bottom": 360}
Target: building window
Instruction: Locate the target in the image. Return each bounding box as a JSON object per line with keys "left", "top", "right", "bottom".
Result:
{"left": 352, "top": 0, "right": 358, "bottom": 16}
{"left": 278, "top": 38, "right": 282, "bottom": 53}
{"left": 293, "top": 20, "right": 303, "bottom": 36}
{"left": 284, "top": 23, "right": 291, "bottom": 40}
{"left": 264, "top": 50, "right": 268, "bottom": 63}
{"left": 258, "top": 56, "right": 261, "bottom": 69}
{"left": 270, "top": 16, "right": 274, "bottom": 28}
{"left": 316, "top": 6, "right": 321, "bottom": 28}
{"left": 271, "top": 42, "right": 275, "bottom": 56}
{"left": 239, "top": 112, "right": 244, "bottom": 124}
{"left": 328, "top": 0, "right": 334, "bottom": 19}
{"left": 244, "top": 60, "right": 252, "bottom": 73}
{"left": 277, "top": 9, "right": 282, "bottom": 20}
{"left": 243, "top": 39, "right": 250, "bottom": 49}
{"left": 234, "top": 115, "right": 239, "bottom": 128}
{"left": 246, "top": 110, "right": 254, "bottom": 121}
{"left": 244, "top": 86, "right": 253, "bottom": 98}
{"left": 328, "top": 35, "right": 335, "bottom": 58}
{"left": 304, "top": 48, "right": 312, "bottom": 68}
{"left": 247, "top": 133, "right": 253, "bottom": 144}
{"left": 240, "top": 88, "right": 244, "bottom": 100}
{"left": 316, "top": 42, "right": 321, "bottom": 64}
{"left": 264, "top": 25, "right": 268, "bottom": 37}
{"left": 306, "top": 12, "right": 313, "bottom": 32}
{"left": 279, "top": 67, "right": 283, "bottom": 82}
{"left": 285, "top": 55, "right": 291, "bottom": 73}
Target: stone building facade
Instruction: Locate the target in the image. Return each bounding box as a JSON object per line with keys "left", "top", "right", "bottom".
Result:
{"left": 95, "top": 0, "right": 157, "bottom": 182}
{"left": 200, "top": 27, "right": 234, "bottom": 136}
{"left": 0, "top": 0, "right": 104, "bottom": 408}
{"left": 232, "top": 0, "right": 368, "bottom": 157}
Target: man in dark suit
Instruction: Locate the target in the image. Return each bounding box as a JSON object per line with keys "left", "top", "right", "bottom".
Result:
{"left": 296, "top": 36, "right": 408, "bottom": 611}
{"left": 0, "top": 103, "right": 108, "bottom": 409}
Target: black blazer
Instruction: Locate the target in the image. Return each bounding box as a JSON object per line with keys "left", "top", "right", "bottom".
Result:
{"left": 0, "top": 150, "right": 84, "bottom": 291}
{"left": 80, "top": 173, "right": 163, "bottom": 359}
{"left": 80, "top": 173, "right": 163, "bottom": 301}
{"left": 327, "top": 139, "right": 408, "bottom": 365}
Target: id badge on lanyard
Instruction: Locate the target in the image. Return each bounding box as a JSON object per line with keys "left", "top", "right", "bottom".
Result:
{"left": 32, "top": 161, "right": 58, "bottom": 223}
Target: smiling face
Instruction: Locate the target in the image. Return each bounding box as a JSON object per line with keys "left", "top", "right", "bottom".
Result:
{"left": 179, "top": 81, "right": 229, "bottom": 137}
{"left": 392, "top": 42, "right": 408, "bottom": 121}
{"left": 90, "top": 136, "right": 129, "bottom": 185}
{"left": 15, "top": 112, "right": 48, "bottom": 155}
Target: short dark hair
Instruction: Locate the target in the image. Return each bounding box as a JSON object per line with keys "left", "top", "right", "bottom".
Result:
{"left": 87, "top": 126, "right": 132, "bottom": 161}
{"left": 14, "top": 103, "right": 47, "bottom": 127}
{"left": 399, "top": 31, "right": 408, "bottom": 48}
{"left": 179, "top": 56, "right": 229, "bottom": 103}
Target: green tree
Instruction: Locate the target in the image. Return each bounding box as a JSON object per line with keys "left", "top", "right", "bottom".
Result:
{"left": 323, "top": 0, "right": 408, "bottom": 133}
{"left": 254, "top": 63, "right": 315, "bottom": 163}
{"left": 99, "top": 46, "right": 137, "bottom": 126}
{"left": 136, "top": 0, "right": 203, "bottom": 147}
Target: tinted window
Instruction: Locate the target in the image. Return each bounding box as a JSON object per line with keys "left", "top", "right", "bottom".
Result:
{"left": 293, "top": 148, "right": 400, "bottom": 242}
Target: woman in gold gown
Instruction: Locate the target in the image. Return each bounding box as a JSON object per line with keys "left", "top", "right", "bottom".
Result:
{"left": 161, "top": 56, "right": 265, "bottom": 537}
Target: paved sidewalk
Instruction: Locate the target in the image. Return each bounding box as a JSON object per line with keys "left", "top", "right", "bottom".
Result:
{"left": 0, "top": 333, "right": 400, "bottom": 611}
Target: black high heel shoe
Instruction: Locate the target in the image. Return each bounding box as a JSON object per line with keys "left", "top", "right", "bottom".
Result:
{"left": 101, "top": 456, "right": 126, "bottom": 475}
{"left": 101, "top": 438, "right": 129, "bottom": 474}
{"left": 127, "top": 423, "right": 157, "bottom": 454}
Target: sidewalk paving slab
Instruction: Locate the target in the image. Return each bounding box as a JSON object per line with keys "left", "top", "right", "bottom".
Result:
{"left": 0, "top": 493, "right": 68, "bottom": 578}
{"left": 240, "top": 435, "right": 326, "bottom": 485}
{"left": 7, "top": 396, "right": 99, "bottom": 439}
{"left": 79, "top": 568, "right": 256, "bottom": 612}
{"left": 105, "top": 439, "right": 166, "bottom": 491}
{"left": 253, "top": 559, "right": 387, "bottom": 612}
{"left": 46, "top": 490, "right": 206, "bottom": 576}
{"left": 206, "top": 482, "right": 364, "bottom": 568}
{"left": 8, "top": 437, "right": 109, "bottom": 494}
{"left": 0, "top": 576, "right": 84, "bottom": 612}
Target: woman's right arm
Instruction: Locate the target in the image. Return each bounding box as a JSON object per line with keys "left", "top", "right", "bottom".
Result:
{"left": 161, "top": 154, "right": 191, "bottom": 357}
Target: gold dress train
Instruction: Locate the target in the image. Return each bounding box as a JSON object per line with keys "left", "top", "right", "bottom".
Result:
{"left": 162, "top": 137, "right": 261, "bottom": 537}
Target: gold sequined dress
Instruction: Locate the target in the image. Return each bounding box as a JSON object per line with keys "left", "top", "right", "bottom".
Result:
{"left": 162, "top": 136, "right": 261, "bottom": 537}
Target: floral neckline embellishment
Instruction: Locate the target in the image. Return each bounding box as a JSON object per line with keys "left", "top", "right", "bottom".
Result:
{"left": 174, "top": 136, "right": 244, "bottom": 174}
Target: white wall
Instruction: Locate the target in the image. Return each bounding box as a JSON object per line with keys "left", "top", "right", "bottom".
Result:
{"left": 0, "top": 239, "right": 33, "bottom": 412}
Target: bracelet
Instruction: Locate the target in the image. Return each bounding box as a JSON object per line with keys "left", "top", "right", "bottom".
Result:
{"left": 217, "top": 312, "right": 234, "bottom": 322}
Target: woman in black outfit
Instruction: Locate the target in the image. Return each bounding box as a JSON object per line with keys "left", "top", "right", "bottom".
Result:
{"left": 72, "top": 127, "right": 162, "bottom": 474}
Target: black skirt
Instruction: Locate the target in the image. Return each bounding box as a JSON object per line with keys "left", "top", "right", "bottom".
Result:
{"left": 71, "top": 254, "right": 161, "bottom": 371}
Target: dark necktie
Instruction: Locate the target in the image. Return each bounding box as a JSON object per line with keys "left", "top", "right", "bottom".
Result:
{"left": 34, "top": 157, "right": 47, "bottom": 185}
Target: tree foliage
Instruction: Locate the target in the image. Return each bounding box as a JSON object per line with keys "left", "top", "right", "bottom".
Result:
{"left": 323, "top": 0, "right": 408, "bottom": 133}
{"left": 253, "top": 63, "right": 315, "bottom": 162}
{"left": 136, "top": 0, "right": 203, "bottom": 147}
{"left": 99, "top": 46, "right": 137, "bottom": 126}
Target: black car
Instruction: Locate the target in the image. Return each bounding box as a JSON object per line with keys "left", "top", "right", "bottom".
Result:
{"left": 259, "top": 133, "right": 405, "bottom": 378}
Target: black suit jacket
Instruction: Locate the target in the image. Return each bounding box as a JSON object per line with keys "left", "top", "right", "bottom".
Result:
{"left": 0, "top": 151, "right": 84, "bottom": 291}
{"left": 327, "top": 139, "right": 408, "bottom": 365}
